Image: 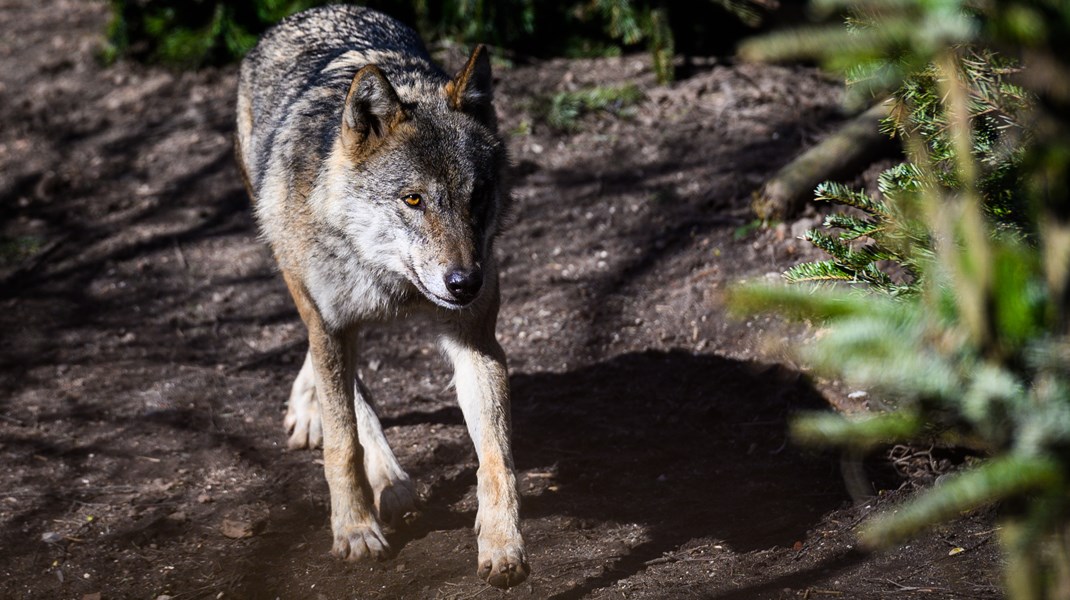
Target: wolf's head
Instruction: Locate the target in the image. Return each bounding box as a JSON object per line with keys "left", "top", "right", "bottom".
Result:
{"left": 328, "top": 46, "right": 508, "bottom": 310}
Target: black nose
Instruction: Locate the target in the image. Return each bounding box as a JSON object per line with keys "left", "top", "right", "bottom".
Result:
{"left": 444, "top": 266, "right": 483, "bottom": 303}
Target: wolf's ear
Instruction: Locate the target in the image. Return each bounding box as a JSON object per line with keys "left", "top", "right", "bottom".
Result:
{"left": 446, "top": 45, "right": 496, "bottom": 129}
{"left": 342, "top": 65, "right": 405, "bottom": 156}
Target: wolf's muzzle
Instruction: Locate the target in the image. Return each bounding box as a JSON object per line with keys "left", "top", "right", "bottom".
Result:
{"left": 445, "top": 266, "right": 483, "bottom": 304}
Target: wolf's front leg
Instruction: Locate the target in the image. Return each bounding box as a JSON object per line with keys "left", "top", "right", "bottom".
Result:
{"left": 440, "top": 298, "right": 529, "bottom": 588}
{"left": 284, "top": 273, "right": 388, "bottom": 561}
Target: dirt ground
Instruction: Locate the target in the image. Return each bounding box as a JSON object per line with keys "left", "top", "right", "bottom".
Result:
{"left": 0, "top": 1, "right": 1005, "bottom": 599}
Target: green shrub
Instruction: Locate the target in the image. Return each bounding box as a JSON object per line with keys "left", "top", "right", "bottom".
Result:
{"left": 784, "top": 48, "right": 1031, "bottom": 295}
{"left": 104, "top": 0, "right": 324, "bottom": 67}
{"left": 105, "top": 0, "right": 771, "bottom": 82}
{"left": 734, "top": 1, "right": 1070, "bottom": 597}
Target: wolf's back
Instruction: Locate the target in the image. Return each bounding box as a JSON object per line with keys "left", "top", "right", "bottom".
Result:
{"left": 236, "top": 5, "right": 443, "bottom": 193}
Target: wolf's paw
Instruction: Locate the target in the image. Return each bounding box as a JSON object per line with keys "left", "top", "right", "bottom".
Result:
{"left": 331, "top": 521, "right": 391, "bottom": 562}
{"left": 374, "top": 475, "right": 419, "bottom": 527}
{"left": 477, "top": 542, "right": 529, "bottom": 589}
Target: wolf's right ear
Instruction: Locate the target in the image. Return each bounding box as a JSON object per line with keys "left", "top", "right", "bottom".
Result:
{"left": 342, "top": 65, "right": 405, "bottom": 156}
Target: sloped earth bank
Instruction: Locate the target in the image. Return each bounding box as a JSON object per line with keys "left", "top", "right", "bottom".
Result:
{"left": 0, "top": 1, "right": 1004, "bottom": 598}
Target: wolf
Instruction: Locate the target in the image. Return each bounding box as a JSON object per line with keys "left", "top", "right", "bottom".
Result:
{"left": 235, "top": 5, "right": 528, "bottom": 588}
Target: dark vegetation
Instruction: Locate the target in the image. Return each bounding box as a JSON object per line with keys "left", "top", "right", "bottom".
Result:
{"left": 104, "top": 0, "right": 787, "bottom": 80}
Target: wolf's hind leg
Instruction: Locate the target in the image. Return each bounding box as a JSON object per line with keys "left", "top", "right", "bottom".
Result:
{"left": 286, "top": 353, "right": 418, "bottom": 521}
{"left": 354, "top": 379, "right": 419, "bottom": 526}
{"left": 284, "top": 352, "right": 322, "bottom": 449}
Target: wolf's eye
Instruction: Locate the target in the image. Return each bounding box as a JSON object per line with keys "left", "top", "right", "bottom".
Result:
{"left": 402, "top": 193, "right": 423, "bottom": 208}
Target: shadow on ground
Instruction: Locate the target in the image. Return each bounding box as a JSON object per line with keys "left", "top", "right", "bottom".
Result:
{"left": 219, "top": 349, "right": 848, "bottom": 598}
{"left": 512, "top": 350, "right": 848, "bottom": 598}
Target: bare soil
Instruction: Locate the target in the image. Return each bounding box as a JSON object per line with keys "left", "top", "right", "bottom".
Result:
{"left": 0, "top": 1, "right": 1003, "bottom": 599}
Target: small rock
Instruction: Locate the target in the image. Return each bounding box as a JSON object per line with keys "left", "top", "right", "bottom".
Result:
{"left": 41, "top": 531, "right": 63, "bottom": 544}
{"left": 847, "top": 390, "right": 869, "bottom": 400}
{"left": 220, "top": 506, "right": 268, "bottom": 539}
{"left": 150, "top": 478, "right": 175, "bottom": 492}
{"left": 221, "top": 518, "right": 256, "bottom": 539}
{"left": 156, "top": 595, "right": 174, "bottom": 600}
{"left": 197, "top": 493, "right": 213, "bottom": 504}
{"left": 82, "top": 593, "right": 101, "bottom": 600}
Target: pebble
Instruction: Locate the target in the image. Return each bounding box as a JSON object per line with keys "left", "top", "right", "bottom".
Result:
{"left": 221, "top": 518, "right": 256, "bottom": 539}
{"left": 41, "top": 531, "right": 63, "bottom": 544}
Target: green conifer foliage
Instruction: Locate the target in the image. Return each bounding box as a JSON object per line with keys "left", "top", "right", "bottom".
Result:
{"left": 734, "top": 1, "right": 1070, "bottom": 597}
{"left": 782, "top": 46, "right": 1031, "bottom": 297}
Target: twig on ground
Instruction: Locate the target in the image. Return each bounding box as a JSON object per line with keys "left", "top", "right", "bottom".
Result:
{"left": 173, "top": 238, "right": 189, "bottom": 271}
{"left": 873, "top": 577, "right": 949, "bottom": 593}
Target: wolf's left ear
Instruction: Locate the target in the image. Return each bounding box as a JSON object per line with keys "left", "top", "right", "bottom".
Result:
{"left": 446, "top": 45, "right": 496, "bottom": 129}
{"left": 342, "top": 65, "right": 405, "bottom": 156}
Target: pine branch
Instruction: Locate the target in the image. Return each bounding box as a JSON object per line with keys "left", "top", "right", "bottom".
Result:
{"left": 815, "top": 181, "right": 888, "bottom": 216}
{"left": 805, "top": 230, "right": 857, "bottom": 263}
{"left": 824, "top": 213, "right": 883, "bottom": 241}
{"left": 791, "top": 411, "right": 923, "bottom": 450}
{"left": 861, "top": 455, "right": 1063, "bottom": 548}
{"left": 784, "top": 260, "right": 858, "bottom": 284}
{"left": 727, "top": 283, "right": 887, "bottom": 322}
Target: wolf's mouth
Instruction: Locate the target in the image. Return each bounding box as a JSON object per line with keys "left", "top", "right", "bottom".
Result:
{"left": 404, "top": 263, "right": 474, "bottom": 310}
{"left": 433, "top": 293, "right": 471, "bottom": 308}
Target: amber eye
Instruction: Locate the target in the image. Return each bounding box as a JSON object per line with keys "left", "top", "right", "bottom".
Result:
{"left": 402, "top": 193, "right": 423, "bottom": 208}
